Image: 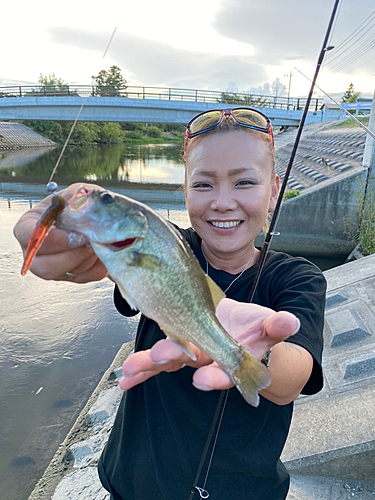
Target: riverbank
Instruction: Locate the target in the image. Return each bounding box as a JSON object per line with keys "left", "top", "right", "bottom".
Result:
{"left": 27, "top": 253, "right": 375, "bottom": 500}
{"left": 0, "top": 122, "right": 56, "bottom": 150}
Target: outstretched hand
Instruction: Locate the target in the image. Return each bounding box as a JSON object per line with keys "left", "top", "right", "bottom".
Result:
{"left": 13, "top": 183, "right": 109, "bottom": 283}
{"left": 119, "top": 298, "right": 300, "bottom": 393}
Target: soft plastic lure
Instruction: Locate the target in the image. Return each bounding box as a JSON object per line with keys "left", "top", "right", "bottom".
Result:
{"left": 21, "top": 189, "right": 66, "bottom": 276}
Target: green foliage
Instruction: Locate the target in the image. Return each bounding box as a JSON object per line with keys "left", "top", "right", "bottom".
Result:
{"left": 24, "top": 121, "right": 123, "bottom": 145}
{"left": 344, "top": 181, "right": 375, "bottom": 256}
{"left": 92, "top": 66, "right": 127, "bottom": 86}
{"left": 334, "top": 116, "right": 369, "bottom": 129}
{"left": 35, "top": 73, "right": 70, "bottom": 96}
{"left": 38, "top": 73, "right": 65, "bottom": 86}
{"left": 342, "top": 83, "right": 361, "bottom": 104}
{"left": 283, "top": 189, "right": 300, "bottom": 200}
{"left": 125, "top": 130, "right": 143, "bottom": 140}
{"left": 98, "top": 123, "right": 124, "bottom": 144}
{"left": 145, "top": 125, "right": 163, "bottom": 138}
{"left": 24, "top": 119, "right": 184, "bottom": 146}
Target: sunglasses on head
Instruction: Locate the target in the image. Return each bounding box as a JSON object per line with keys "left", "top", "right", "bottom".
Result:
{"left": 184, "top": 108, "right": 274, "bottom": 158}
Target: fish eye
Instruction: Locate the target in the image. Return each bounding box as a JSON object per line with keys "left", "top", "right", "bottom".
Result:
{"left": 100, "top": 192, "right": 114, "bottom": 204}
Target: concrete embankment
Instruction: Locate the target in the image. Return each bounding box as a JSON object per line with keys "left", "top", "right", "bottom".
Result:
{"left": 0, "top": 122, "right": 56, "bottom": 150}
{"left": 28, "top": 253, "right": 375, "bottom": 500}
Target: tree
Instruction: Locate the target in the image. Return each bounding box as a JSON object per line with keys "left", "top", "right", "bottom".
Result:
{"left": 342, "top": 83, "right": 361, "bottom": 103}
{"left": 32, "top": 73, "right": 68, "bottom": 96}
{"left": 92, "top": 66, "right": 127, "bottom": 87}
{"left": 38, "top": 73, "right": 66, "bottom": 86}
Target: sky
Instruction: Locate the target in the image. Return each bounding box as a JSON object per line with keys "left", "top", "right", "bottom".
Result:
{"left": 2, "top": 0, "right": 374, "bottom": 99}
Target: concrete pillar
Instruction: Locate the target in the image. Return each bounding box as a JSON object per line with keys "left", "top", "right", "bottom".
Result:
{"left": 362, "top": 89, "right": 375, "bottom": 169}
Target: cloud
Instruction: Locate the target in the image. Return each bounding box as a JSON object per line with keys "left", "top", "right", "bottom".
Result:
{"left": 212, "top": 0, "right": 375, "bottom": 68}
{"left": 48, "top": 27, "right": 268, "bottom": 90}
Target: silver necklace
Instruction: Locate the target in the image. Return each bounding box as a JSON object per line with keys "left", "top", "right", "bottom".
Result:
{"left": 201, "top": 243, "right": 256, "bottom": 294}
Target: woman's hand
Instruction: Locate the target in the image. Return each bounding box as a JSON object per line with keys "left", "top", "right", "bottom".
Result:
{"left": 13, "top": 182, "right": 109, "bottom": 283}
{"left": 119, "top": 298, "right": 310, "bottom": 405}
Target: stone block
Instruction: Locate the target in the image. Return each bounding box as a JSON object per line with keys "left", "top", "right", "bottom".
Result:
{"left": 52, "top": 467, "right": 109, "bottom": 500}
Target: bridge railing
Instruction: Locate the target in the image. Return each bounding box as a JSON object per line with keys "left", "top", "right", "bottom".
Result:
{"left": 0, "top": 85, "right": 321, "bottom": 111}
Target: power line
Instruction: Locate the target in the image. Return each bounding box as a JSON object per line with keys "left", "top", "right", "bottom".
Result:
{"left": 325, "top": 10, "right": 375, "bottom": 63}
{"left": 325, "top": 21, "right": 375, "bottom": 72}
{"left": 328, "top": 38, "right": 375, "bottom": 73}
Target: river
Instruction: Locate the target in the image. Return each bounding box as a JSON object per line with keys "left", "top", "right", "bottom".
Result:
{"left": 0, "top": 143, "right": 345, "bottom": 500}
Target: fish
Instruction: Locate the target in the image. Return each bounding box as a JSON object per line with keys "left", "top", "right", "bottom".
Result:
{"left": 22, "top": 186, "right": 271, "bottom": 406}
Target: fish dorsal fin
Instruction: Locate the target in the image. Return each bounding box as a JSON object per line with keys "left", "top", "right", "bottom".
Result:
{"left": 205, "top": 274, "right": 225, "bottom": 308}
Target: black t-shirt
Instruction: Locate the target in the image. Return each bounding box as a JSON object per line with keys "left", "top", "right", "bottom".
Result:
{"left": 98, "top": 228, "right": 326, "bottom": 500}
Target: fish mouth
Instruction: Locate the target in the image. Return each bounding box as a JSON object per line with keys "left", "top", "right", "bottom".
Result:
{"left": 99, "top": 237, "right": 139, "bottom": 252}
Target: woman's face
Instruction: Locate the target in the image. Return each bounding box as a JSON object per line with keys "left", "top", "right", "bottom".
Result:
{"left": 185, "top": 130, "right": 279, "bottom": 259}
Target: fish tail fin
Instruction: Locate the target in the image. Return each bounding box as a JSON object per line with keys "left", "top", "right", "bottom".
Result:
{"left": 229, "top": 349, "right": 271, "bottom": 407}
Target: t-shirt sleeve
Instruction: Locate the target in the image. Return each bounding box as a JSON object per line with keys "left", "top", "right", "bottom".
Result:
{"left": 113, "top": 285, "right": 139, "bottom": 317}
{"left": 268, "top": 258, "right": 327, "bottom": 395}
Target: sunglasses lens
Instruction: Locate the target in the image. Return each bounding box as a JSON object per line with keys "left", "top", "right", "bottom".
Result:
{"left": 232, "top": 109, "right": 269, "bottom": 129}
{"left": 188, "top": 110, "right": 223, "bottom": 135}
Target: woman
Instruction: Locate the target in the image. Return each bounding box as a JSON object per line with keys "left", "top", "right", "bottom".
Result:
{"left": 14, "top": 108, "right": 326, "bottom": 499}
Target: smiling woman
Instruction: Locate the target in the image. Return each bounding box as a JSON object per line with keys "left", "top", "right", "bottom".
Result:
{"left": 13, "top": 107, "right": 326, "bottom": 500}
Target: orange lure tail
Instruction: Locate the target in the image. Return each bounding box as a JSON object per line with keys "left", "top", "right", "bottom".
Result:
{"left": 21, "top": 194, "right": 66, "bottom": 276}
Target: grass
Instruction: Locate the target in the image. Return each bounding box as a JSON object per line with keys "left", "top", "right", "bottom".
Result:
{"left": 333, "top": 115, "right": 369, "bottom": 129}
{"left": 344, "top": 183, "right": 375, "bottom": 256}
{"left": 283, "top": 189, "right": 300, "bottom": 200}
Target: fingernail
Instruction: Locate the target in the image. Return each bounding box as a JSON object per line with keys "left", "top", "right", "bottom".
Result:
{"left": 68, "top": 232, "right": 88, "bottom": 247}
{"left": 122, "top": 372, "right": 135, "bottom": 378}
{"left": 116, "top": 384, "right": 124, "bottom": 392}
{"left": 151, "top": 359, "right": 169, "bottom": 365}
{"left": 192, "top": 383, "right": 213, "bottom": 392}
{"left": 292, "top": 318, "right": 301, "bottom": 335}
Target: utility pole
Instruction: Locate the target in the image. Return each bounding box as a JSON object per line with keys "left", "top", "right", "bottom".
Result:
{"left": 284, "top": 70, "right": 294, "bottom": 99}
{"left": 362, "top": 89, "right": 375, "bottom": 169}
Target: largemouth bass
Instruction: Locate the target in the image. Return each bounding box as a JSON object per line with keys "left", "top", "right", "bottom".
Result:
{"left": 25, "top": 186, "right": 271, "bottom": 406}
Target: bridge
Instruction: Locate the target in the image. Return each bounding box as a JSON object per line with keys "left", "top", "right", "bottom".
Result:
{"left": 0, "top": 85, "right": 343, "bottom": 126}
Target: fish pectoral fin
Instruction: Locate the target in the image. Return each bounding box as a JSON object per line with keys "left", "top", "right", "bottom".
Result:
{"left": 132, "top": 252, "right": 163, "bottom": 270}
{"left": 229, "top": 348, "right": 271, "bottom": 407}
{"left": 205, "top": 274, "right": 226, "bottom": 308}
{"left": 165, "top": 333, "right": 197, "bottom": 362}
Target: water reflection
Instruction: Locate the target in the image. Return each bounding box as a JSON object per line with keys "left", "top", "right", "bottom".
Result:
{"left": 0, "top": 143, "right": 185, "bottom": 185}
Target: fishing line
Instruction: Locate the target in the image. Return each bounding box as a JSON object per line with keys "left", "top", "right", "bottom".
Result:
{"left": 45, "top": 24, "right": 120, "bottom": 190}
{"left": 294, "top": 67, "right": 375, "bottom": 140}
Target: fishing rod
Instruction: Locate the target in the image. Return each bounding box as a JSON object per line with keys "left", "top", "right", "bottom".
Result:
{"left": 248, "top": 0, "right": 341, "bottom": 302}
{"left": 189, "top": 1, "right": 342, "bottom": 498}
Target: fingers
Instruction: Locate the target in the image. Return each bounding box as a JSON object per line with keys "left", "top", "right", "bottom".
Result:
{"left": 119, "top": 346, "right": 188, "bottom": 391}
{"left": 119, "top": 339, "right": 213, "bottom": 391}
{"left": 192, "top": 365, "right": 233, "bottom": 392}
{"left": 262, "top": 311, "right": 300, "bottom": 343}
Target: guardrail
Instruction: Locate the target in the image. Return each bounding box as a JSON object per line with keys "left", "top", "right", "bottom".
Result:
{"left": 0, "top": 85, "right": 322, "bottom": 112}
{"left": 341, "top": 102, "right": 372, "bottom": 117}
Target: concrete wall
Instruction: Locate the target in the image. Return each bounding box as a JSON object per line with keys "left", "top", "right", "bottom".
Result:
{"left": 255, "top": 168, "right": 368, "bottom": 256}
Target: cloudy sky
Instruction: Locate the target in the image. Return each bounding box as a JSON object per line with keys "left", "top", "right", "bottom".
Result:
{"left": 2, "top": 0, "right": 374, "bottom": 98}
